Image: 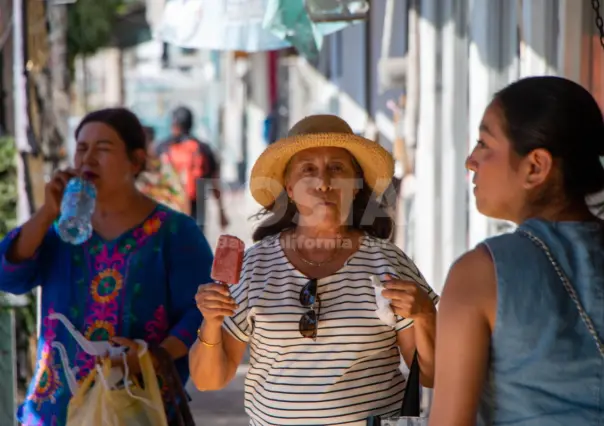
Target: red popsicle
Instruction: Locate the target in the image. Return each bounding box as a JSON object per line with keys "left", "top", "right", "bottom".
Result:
{"left": 211, "top": 235, "right": 245, "bottom": 285}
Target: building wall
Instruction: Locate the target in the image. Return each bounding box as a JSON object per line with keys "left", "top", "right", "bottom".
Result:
{"left": 72, "top": 48, "right": 123, "bottom": 115}
{"left": 287, "top": 3, "right": 408, "bottom": 145}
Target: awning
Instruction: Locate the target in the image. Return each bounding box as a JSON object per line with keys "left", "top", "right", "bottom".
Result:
{"left": 154, "top": 0, "right": 362, "bottom": 60}
{"left": 154, "top": 0, "right": 291, "bottom": 52}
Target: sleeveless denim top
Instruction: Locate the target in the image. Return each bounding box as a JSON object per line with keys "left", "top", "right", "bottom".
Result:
{"left": 479, "top": 218, "right": 604, "bottom": 425}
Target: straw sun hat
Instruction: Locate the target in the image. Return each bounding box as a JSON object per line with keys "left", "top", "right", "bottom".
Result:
{"left": 250, "top": 114, "right": 395, "bottom": 208}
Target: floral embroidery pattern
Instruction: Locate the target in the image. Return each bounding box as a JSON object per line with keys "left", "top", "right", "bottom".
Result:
{"left": 119, "top": 237, "right": 137, "bottom": 254}
{"left": 90, "top": 268, "right": 123, "bottom": 303}
{"left": 75, "top": 210, "right": 167, "bottom": 381}
{"left": 74, "top": 346, "right": 95, "bottom": 385}
{"left": 88, "top": 299, "right": 119, "bottom": 324}
{"left": 145, "top": 305, "right": 169, "bottom": 345}
{"left": 92, "top": 243, "right": 126, "bottom": 272}
{"left": 134, "top": 211, "right": 168, "bottom": 245}
{"left": 16, "top": 207, "right": 191, "bottom": 425}
{"left": 29, "top": 310, "right": 61, "bottom": 409}
{"left": 85, "top": 320, "right": 116, "bottom": 341}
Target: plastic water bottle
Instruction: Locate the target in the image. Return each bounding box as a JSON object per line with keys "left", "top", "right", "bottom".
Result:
{"left": 54, "top": 177, "right": 96, "bottom": 245}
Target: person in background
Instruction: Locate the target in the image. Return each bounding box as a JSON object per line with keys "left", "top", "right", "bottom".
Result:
{"left": 429, "top": 76, "right": 604, "bottom": 426}
{"left": 156, "top": 106, "right": 229, "bottom": 231}
{"left": 0, "top": 108, "right": 213, "bottom": 425}
{"left": 191, "top": 115, "right": 439, "bottom": 425}
{"left": 136, "top": 125, "right": 189, "bottom": 214}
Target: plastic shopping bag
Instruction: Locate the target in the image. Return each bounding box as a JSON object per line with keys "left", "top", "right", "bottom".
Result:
{"left": 66, "top": 340, "right": 168, "bottom": 426}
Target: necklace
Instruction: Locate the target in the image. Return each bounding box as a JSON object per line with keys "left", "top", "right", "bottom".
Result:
{"left": 292, "top": 234, "right": 341, "bottom": 267}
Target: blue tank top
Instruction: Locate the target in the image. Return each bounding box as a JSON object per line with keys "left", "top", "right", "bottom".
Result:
{"left": 479, "top": 218, "right": 604, "bottom": 425}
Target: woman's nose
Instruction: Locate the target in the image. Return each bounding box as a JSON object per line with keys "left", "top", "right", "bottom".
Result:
{"left": 465, "top": 154, "right": 477, "bottom": 172}
{"left": 82, "top": 149, "right": 97, "bottom": 165}
{"left": 316, "top": 172, "right": 332, "bottom": 192}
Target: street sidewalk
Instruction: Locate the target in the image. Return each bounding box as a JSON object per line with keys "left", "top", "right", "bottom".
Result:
{"left": 186, "top": 365, "right": 249, "bottom": 425}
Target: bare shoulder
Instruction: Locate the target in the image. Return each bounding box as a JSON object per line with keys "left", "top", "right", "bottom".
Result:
{"left": 448, "top": 244, "right": 494, "bottom": 282}
{"left": 442, "top": 245, "right": 496, "bottom": 324}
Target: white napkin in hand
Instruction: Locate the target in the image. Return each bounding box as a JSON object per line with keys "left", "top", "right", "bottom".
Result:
{"left": 371, "top": 275, "right": 397, "bottom": 327}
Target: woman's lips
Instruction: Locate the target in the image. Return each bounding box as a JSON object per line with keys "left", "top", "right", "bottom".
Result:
{"left": 82, "top": 171, "right": 99, "bottom": 180}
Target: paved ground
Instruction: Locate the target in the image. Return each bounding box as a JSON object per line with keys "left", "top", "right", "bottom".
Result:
{"left": 186, "top": 366, "right": 249, "bottom": 425}
{"left": 186, "top": 189, "right": 257, "bottom": 424}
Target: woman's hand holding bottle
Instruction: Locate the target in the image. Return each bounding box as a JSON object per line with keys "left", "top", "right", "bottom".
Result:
{"left": 41, "top": 169, "right": 78, "bottom": 220}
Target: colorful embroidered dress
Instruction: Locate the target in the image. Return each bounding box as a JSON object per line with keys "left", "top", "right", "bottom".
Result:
{"left": 0, "top": 205, "right": 212, "bottom": 426}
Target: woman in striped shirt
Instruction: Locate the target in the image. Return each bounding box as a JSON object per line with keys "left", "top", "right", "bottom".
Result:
{"left": 191, "top": 115, "right": 439, "bottom": 425}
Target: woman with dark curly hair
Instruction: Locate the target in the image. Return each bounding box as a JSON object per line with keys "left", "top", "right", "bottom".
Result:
{"left": 191, "top": 114, "right": 439, "bottom": 425}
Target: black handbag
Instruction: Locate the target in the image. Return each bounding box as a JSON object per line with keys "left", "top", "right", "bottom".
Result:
{"left": 367, "top": 351, "right": 421, "bottom": 425}
{"left": 151, "top": 347, "right": 196, "bottom": 426}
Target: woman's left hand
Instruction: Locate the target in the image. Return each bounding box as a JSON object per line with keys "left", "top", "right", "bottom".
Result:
{"left": 382, "top": 275, "right": 435, "bottom": 320}
{"left": 109, "top": 337, "right": 155, "bottom": 376}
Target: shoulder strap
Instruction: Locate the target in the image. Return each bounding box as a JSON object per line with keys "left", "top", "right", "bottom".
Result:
{"left": 517, "top": 229, "right": 604, "bottom": 358}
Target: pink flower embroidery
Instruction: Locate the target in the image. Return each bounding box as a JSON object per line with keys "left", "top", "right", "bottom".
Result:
{"left": 75, "top": 347, "right": 95, "bottom": 383}
{"left": 88, "top": 299, "right": 119, "bottom": 323}
{"left": 42, "top": 308, "right": 58, "bottom": 343}
{"left": 94, "top": 244, "right": 126, "bottom": 271}
{"left": 145, "top": 305, "right": 169, "bottom": 345}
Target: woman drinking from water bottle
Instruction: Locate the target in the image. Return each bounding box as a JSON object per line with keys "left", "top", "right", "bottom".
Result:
{"left": 0, "top": 108, "right": 212, "bottom": 425}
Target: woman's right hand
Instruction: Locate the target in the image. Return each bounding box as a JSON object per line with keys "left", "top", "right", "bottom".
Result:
{"left": 195, "top": 283, "right": 237, "bottom": 326}
{"left": 42, "top": 169, "right": 77, "bottom": 219}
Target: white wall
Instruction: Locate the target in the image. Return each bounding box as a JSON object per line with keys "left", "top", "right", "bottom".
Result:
{"left": 220, "top": 52, "right": 245, "bottom": 185}
{"left": 466, "top": 0, "right": 521, "bottom": 249}
{"left": 287, "top": 57, "right": 370, "bottom": 134}
{"left": 438, "top": 0, "right": 469, "bottom": 292}
{"left": 413, "top": 0, "right": 441, "bottom": 289}
{"left": 245, "top": 53, "right": 270, "bottom": 184}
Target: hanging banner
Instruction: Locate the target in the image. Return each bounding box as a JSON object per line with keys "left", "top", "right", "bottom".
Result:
{"left": 155, "top": 0, "right": 292, "bottom": 52}
{"left": 263, "top": 0, "right": 360, "bottom": 61}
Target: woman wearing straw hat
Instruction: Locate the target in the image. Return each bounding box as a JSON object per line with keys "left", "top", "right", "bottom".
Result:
{"left": 191, "top": 115, "right": 439, "bottom": 425}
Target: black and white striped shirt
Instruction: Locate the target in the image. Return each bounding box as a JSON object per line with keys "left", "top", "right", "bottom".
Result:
{"left": 223, "top": 233, "right": 439, "bottom": 426}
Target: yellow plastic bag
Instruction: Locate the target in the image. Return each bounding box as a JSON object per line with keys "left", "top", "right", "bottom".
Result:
{"left": 66, "top": 340, "right": 168, "bottom": 426}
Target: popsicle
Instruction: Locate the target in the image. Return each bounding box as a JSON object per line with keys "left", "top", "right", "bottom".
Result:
{"left": 211, "top": 235, "right": 245, "bottom": 285}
